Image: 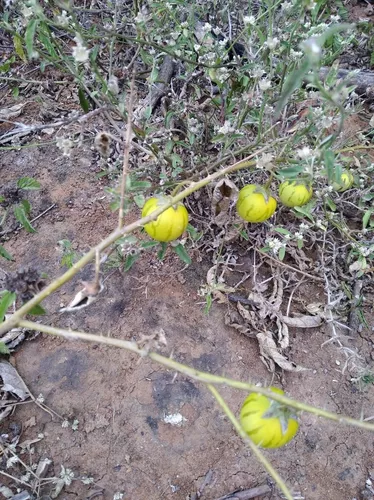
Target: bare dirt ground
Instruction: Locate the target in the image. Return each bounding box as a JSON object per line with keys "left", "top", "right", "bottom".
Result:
{"left": 0, "top": 123, "right": 373, "bottom": 500}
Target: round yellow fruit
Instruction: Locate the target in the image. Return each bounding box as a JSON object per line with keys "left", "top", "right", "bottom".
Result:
{"left": 332, "top": 170, "right": 354, "bottom": 192}
{"left": 279, "top": 180, "right": 313, "bottom": 207}
{"left": 240, "top": 387, "right": 299, "bottom": 449}
{"left": 236, "top": 184, "right": 277, "bottom": 223}
{"left": 142, "top": 196, "right": 189, "bottom": 242}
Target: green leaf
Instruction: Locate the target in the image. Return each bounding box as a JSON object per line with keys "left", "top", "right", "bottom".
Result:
{"left": 278, "top": 246, "right": 286, "bottom": 261}
{"left": 292, "top": 205, "right": 315, "bottom": 222}
{"left": 362, "top": 209, "right": 373, "bottom": 229}
{"left": 0, "top": 341, "right": 10, "bottom": 355}
{"left": 323, "top": 150, "right": 335, "bottom": 182}
{"left": 277, "top": 165, "right": 305, "bottom": 177}
{"left": 78, "top": 88, "right": 90, "bottom": 113}
{"left": 273, "top": 227, "right": 291, "bottom": 235}
{"left": 39, "top": 23, "right": 58, "bottom": 58}
{"left": 325, "top": 197, "right": 336, "bottom": 212}
{"left": 140, "top": 241, "right": 159, "bottom": 249}
{"left": 0, "top": 245, "right": 13, "bottom": 261}
{"left": 157, "top": 242, "right": 168, "bottom": 260}
{"left": 14, "top": 205, "right": 36, "bottom": 233}
{"left": 173, "top": 243, "right": 191, "bottom": 265}
{"left": 275, "top": 58, "right": 311, "bottom": 117}
{"left": 25, "top": 19, "right": 39, "bottom": 60}
{"left": 21, "top": 199, "right": 31, "bottom": 215}
{"left": 28, "top": 304, "right": 46, "bottom": 316}
{"left": 17, "top": 177, "right": 40, "bottom": 190}
{"left": 133, "top": 193, "right": 145, "bottom": 208}
{"left": 13, "top": 34, "right": 27, "bottom": 62}
{"left": 123, "top": 253, "right": 139, "bottom": 272}
{"left": 0, "top": 291, "right": 16, "bottom": 322}
{"left": 12, "top": 86, "right": 19, "bottom": 98}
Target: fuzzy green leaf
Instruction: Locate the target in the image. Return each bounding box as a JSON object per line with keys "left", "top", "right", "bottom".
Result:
{"left": 25, "top": 19, "right": 38, "bottom": 59}
{"left": 17, "top": 177, "right": 40, "bottom": 190}
{"left": 14, "top": 205, "right": 36, "bottom": 233}
{"left": 0, "top": 291, "right": 16, "bottom": 322}
{"left": 173, "top": 243, "right": 191, "bottom": 265}
{"left": 0, "top": 245, "right": 13, "bottom": 261}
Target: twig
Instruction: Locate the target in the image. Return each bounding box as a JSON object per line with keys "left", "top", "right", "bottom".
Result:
{"left": 255, "top": 247, "right": 324, "bottom": 282}
{"left": 29, "top": 204, "right": 56, "bottom": 224}
{"left": 118, "top": 74, "right": 135, "bottom": 229}
{"left": 16, "top": 320, "right": 374, "bottom": 432}
{"left": 207, "top": 384, "right": 293, "bottom": 500}
{"left": 215, "top": 484, "right": 271, "bottom": 499}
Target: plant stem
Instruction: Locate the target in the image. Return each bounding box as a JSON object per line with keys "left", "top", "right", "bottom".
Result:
{"left": 17, "top": 320, "right": 374, "bottom": 432}
{"left": 207, "top": 384, "right": 293, "bottom": 500}
{"left": 118, "top": 74, "right": 135, "bottom": 229}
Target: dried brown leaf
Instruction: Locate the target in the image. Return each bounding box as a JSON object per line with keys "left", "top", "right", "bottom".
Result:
{"left": 256, "top": 331, "right": 307, "bottom": 372}
{"left": 0, "top": 361, "right": 31, "bottom": 400}
{"left": 281, "top": 314, "right": 322, "bottom": 328}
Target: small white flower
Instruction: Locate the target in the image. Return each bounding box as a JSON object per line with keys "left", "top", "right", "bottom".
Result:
{"left": 265, "top": 37, "right": 279, "bottom": 50}
{"left": 107, "top": 75, "right": 119, "bottom": 95}
{"left": 243, "top": 15, "right": 256, "bottom": 26}
{"left": 56, "top": 137, "right": 74, "bottom": 157}
{"left": 21, "top": 5, "right": 33, "bottom": 18}
{"left": 56, "top": 10, "right": 70, "bottom": 26}
{"left": 113, "top": 493, "right": 124, "bottom": 500}
{"left": 294, "top": 232, "right": 303, "bottom": 240}
{"left": 281, "top": 1, "right": 293, "bottom": 11}
{"left": 71, "top": 419, "right": 79, "bottom": 431}
{"left": 61, "top": 419, "right": 70, "bottom": 428}
{"left": 302, "top": 37, "right": 321, "bottom": 61}
{"left": 202, "top": 22, "right": 212, "bottom": 33}
{"left": 72, "top": 35, "right": 90, "bottom": 63}
{"left": 256, "top": 152, "right": 273, "bottom": 170}
{"left": 251, "top": 66, "right": 265, "bottom": 79}
{"left": 300, "top": 222, "right": 309, "bottom": 231}
{"left": 217, "top": 120, "right": 236, "bottom": 135}
{"left": 330, "top": 14, "right": 340, "bottom": 23}
{"left": 36, "top": 393, "right": 45, "bottom": 404}
{"left": 194, "top": 44, "right": 201, "bottom": 52}
{"left": 60, "top": 466, "right": 74, "bottom": 486}
{"left": 297, "top": 146, "right": 313, "bottom": 159}
{"left": 134, "top": 11, "right": 146, "bottom": 23}
{"left": 258, "top": 79, "right": 271, "bottom": 91}
{"left": 6, "top": 456, "right": 19, "bottom": 469}
{"left": 81, "top": 476, "right": 95, "bottom": 485}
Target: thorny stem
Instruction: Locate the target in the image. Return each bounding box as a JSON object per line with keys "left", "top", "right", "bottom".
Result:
{"left": 118, "top": 74, "right": 135, "bottom": 229}
{"left": 16, "top": 320, "right": 374, "bottom": 432}
{"left": 0, "top": 153, "right": 257, "bottom": 336}
{"left": 207, "top": 384, "right": 293, "bottom": 500}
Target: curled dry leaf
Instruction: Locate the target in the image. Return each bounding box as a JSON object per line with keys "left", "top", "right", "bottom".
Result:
{"left": 60, "top": 281, "right": 104, "bottom": 312}
{"left": 0, "top": 360, "right": 31, "bottom": 400}
{"left": 211, "top": 178, "right": 239, "bottom": 227}
{"left": 256, "top": 331, "right": 307, "bottom": 372}
{"left": 281, "top": 314, "right": 323, "bottom": 328}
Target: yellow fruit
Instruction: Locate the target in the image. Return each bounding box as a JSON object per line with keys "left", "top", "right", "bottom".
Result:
{"left": 279, "top": 180, "right": 313, "bottom": 207}
{"left": 332, "top": 170, "right": 354, "bottom": 192}
{"left": 236, "top": 184, "right": 277, "bottom": 223}
{"left": 142, "top": 196, "right": 189, "bottom": 242}
{"left": 240, "top": 387, "right": 299, "bottom": 449}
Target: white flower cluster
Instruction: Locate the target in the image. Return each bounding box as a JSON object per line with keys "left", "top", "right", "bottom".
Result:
{"left": 188, "top": 117, "right": 203, "bottom": 135}
{"left": 56, "top": 10, "right": 71, "bottom": 27}
{"left": 266, "top": 237, "right": 286, "bottom": 256}
{"left": 72, "top": 35, "right": 90, "bottom": 64}
{"left": 217, "top": 120, "right": 236, "bottom": 135}
{"left": 56, "top": 137, "right": 74, "bottom": 157}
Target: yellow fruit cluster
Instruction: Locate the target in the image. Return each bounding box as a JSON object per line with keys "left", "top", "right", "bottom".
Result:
{"left": 141, "top": 170, "right": 354, "bottom": 242}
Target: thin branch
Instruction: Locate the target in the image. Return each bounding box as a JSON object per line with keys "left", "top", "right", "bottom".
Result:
{"left": 118, "top": 74, "right": 135, "bottom": 229}
{"left": 207, "top": 384, "right": 293, "bottom": 500}
{"left": 17, "top": 320, "right": 374, "bottom": 432}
